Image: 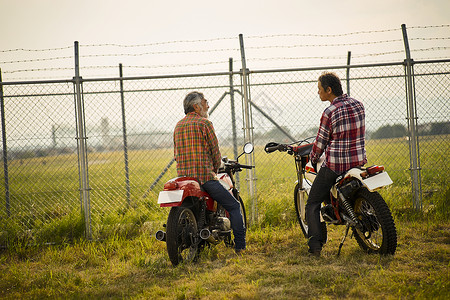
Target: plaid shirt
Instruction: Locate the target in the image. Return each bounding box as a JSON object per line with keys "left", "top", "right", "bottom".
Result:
{"left": 174, "top": 112, "right": 222, "bottom": 184}
{"left": 310, "top": 94, "right": 367, "bottom": 174}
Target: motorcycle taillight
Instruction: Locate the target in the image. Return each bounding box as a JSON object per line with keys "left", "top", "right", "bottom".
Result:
{"left": 361, "top": 165, "right": 385, "bottom": 178}
{"left": 164, "top": 181, "right": 178, "bottom": 190}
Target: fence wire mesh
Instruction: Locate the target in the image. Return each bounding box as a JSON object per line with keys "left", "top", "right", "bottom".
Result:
{"left": 1, "top": 60, "right": 449, "bottom": 244}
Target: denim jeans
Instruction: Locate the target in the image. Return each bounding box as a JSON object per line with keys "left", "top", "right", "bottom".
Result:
{"left": 202, "top": 180, "right": 246, "bottom": 250}
{"left": 305, "top": 166, "right": 338, "bottom": 252}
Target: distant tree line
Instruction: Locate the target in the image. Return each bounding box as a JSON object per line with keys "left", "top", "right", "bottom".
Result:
{"left": 371, "top": 121, "right": 450, "bottom": 139}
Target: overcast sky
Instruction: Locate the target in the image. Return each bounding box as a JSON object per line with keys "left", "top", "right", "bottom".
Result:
{"left": 1, "top": 0, "right": 449, "bottom": 46}
{"left": 1, "top": 0, "right": 449, "bottom": 79}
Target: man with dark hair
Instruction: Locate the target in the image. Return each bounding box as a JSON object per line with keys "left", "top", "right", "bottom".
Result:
{"left": 174, "top": 91, "right": 246, "bottom": 253}
{"left": 307, "top": 72, "right": 367, "bottom": 256}
{"left": 318, "top": 72, "right": 344, "bottom": 97}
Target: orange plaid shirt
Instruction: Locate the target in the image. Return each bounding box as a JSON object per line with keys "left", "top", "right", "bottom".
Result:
{"left": 174, "top": 112, "right": 222, "bottom": 184}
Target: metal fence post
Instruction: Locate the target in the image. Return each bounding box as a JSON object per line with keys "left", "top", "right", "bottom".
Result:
{"left": 401, "top": 24, "right": 422, "bottom": 210}
{"left": 119, "top": 64, "right": 131, "bottom": 206}
{"left": 229, "top": 58, "right": 239, "bottom": 188}
{"left": 239, "top": 34, "right": 258, "bottom": 224}
{"left": 346, "top": 51, "right": 351, "bottom": 96}
{"left": 0, "top": 69, "right": 10, "bottom": 217}
{"left": 73, "top": 41, "right": 92, "bottom": 239}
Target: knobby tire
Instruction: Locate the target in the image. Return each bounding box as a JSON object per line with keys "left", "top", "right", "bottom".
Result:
{"left": 352, "top": 188, "right": 397, "bottom": 255}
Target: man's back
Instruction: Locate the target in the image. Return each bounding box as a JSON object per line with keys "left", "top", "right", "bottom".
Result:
{"left": 311, "top": 94, "right": 367, "bottom": 174}
{"left": 173, "top": 112, "right": 221, "bottom": 184}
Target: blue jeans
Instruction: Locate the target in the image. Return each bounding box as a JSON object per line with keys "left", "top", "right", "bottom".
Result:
{"left": 202, "top": 180, "right": 246, "bottom": 250}
{"left": 305, "top": 166, "right": 338, "bottom": 252}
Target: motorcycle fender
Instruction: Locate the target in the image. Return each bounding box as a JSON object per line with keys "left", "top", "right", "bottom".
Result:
{"left": 158, "top": 190, "right": 184, "bottom": 207}
{"left": 304, "top": 154, "right": 325, "bottom": 182}
{"left": 158, "top": 177, "right": 207, "bottom": 207}
{"left": 304, "top": 169, "right": 316, "bottom": 182}
{"left": 294, "top": 179, "right": 312, "bottom": 193}
{"left": 362, "top": 171, "right": 393, "bottom": 191}
{"left": 218, "top": 173, "right": 233, "bottom": 190}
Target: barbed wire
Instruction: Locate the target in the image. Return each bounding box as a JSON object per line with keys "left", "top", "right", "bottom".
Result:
{"left": 2, "top": 60, "right": 231, "bottom": 74}
{"left": 0, "top": 49, "right": 239, "bottom": 64}
{"left": 248, "top": 47, "right": 450, "bottom": 62}
{"left": 1, "top": 56, "right": 73, "bottom": 64}
{"left": 246, "top": 25, "right": 449, "bottom": 39}
{"left": 1, "top": 24, "right": 448, "bottom": 53}
{"left": 4, "top": 46, "right": 448, "bottom": 75}
{"left": 81, "top": 37, "right": 237, "bottom": 48}
{"left": 0, "top": 46, "right": 73, "bottom": 53}
{"left": 3, "top": 37, "right": 449, "bottom": 65}
{"left": 1, "top": 24, "right": 448, "bottom": 78}
{"left": 408, "top": 24, "right": 450, "bottom": 30}
{"left": 3, "top": 67, "right": 76, "bottom": 74}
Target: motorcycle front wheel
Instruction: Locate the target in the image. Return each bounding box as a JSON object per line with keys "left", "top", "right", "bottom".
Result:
{"left": 238, "top": 195, "right": 248, "bottom": 229}
{"left": 352, "top": 188, "right": 397, "bottom": 255}
{"left": 166, "top": 206, "right": 199, "bottom": 266}
{"left": 294, "top": 183, "right": 327, "bottom": 242}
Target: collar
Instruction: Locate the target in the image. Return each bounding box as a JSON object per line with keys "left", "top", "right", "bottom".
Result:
{"left": 331, "top": 94, "right": 348, "bottom": 104}
{"left": 186, "top": 111, "right": 201, "bottom": 117}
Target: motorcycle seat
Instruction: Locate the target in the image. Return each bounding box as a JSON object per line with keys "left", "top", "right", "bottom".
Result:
{"left": 294, "top": 143, "right": 313, "bottom": 156}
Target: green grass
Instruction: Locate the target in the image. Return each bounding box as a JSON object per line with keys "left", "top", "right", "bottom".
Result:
{"left": 1, "top": 135, "right": 448, "bottom": 246}
{"left": 0, "top": 217, "right": 448, "bottom": 299}
{"left": 0, "top": 134, "right": 449, "bottom": 298}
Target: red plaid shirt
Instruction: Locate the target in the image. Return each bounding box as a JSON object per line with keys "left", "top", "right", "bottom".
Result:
{"left": 310, "top": 94, "right": 367, "bottom": 174}
{"left": 174, "top": 112, "right": 222, "bottom": 184}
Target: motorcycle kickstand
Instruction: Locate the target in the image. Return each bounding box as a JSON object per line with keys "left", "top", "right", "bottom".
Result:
{"left": 337, "top": 224, "right": 351, "bottom": 256}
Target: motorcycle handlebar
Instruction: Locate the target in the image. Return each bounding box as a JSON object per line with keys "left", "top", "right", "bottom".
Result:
{"left": 239, "top": 164, "right": 254, "bottom": 169}
{"left": 224, "top": 161, "right": 254, "bottom": 170}
{"left": 265, "top": 141, "right": 314, "bottom": 157}
{"left": 265, "top": 145, "right": 280, "bottom": 153}
{"left": 265, "top": 143, "right": 289, "bottom": 153}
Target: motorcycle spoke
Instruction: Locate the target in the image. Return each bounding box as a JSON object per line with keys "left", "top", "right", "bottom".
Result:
{"left": 167, "top": 206, "right": 199, "bottom": 265}
{"left": 177, "top": 210, "right": 197, "bottom": 260}
{"left": 356, "top": 199, "right": 383, "bottom": 250}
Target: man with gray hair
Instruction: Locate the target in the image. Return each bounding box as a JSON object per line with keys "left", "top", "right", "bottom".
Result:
{"left": 173, "top": 91, "right": 246, "bottom": 253}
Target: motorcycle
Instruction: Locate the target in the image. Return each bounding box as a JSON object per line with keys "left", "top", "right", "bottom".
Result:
{"left": 156, "top": 143, "right": 254, "bottom": 266}
{"left": 265, "top": 138, "right": 397, "bottom": 255}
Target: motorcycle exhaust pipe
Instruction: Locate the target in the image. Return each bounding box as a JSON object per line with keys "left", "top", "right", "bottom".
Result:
{"left": 155, "top": 230, "right": 166, "bottom": 242}
{"left": 200, "top": 228, "right": 221, "bottom": 244}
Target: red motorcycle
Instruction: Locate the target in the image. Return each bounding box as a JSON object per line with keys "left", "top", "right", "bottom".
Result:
{"left": 265, "top": 138, "right": 397, "bottom": 255}
{"left": 156, "top": 143, "right": 254, "bottom": 266}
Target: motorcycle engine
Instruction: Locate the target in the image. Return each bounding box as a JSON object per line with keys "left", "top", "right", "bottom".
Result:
{"left": 217, "top": 217, "right": 231, "bottom": 231}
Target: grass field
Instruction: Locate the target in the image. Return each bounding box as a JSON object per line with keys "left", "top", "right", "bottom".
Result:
{"left": 0, "top": 136, "right": 449, "bottom": 298}
{"left": 0, "top": 136, "right": 449, "bottom": 245}
{"left": 0, "top": 216, "right": 448, "bottom": 299}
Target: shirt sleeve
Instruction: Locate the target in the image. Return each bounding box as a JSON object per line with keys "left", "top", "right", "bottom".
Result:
{"left": 310, "top": 109, "right": 332, "bottom": 164}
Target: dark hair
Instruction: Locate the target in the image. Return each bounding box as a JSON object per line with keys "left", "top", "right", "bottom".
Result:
{"left": 318, "top": 72, "right": 343, "bottom": 96}
{"left": 183, "top": 91, "right": 204, "bottom": 114}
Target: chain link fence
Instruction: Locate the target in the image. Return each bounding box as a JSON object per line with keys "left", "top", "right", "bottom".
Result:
{"left": 1, "top": 58, "right": 449, "bottom": 244}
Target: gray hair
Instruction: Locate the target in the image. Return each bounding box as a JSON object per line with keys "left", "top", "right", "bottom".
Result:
{"left": 183, "top": 91, "right": 204, "bottom": 114}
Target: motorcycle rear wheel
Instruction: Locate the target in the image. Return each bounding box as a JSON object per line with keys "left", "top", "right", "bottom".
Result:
{"left": 352, "top": 188, "right": 397, "bottom": 255}
{"left": 166, "top": 206, "right": 199, "bottom": 266}
{"left": 294, "top": 183, "right": 327, "bottom": 242}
